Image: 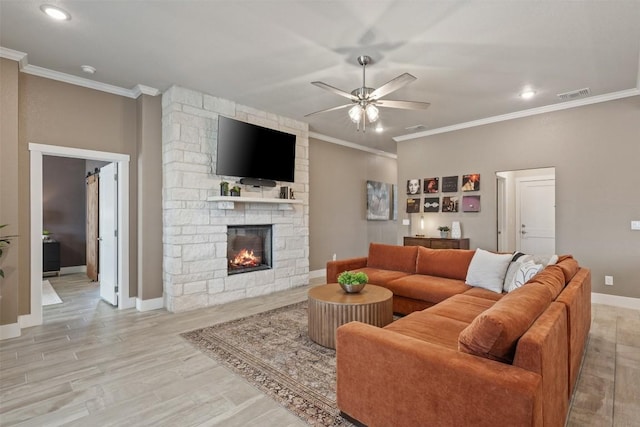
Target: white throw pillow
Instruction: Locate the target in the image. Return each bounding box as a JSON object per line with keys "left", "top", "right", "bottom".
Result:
{"left": 505, "top": 260, "right": 544, "bottom": 292}
{"left": 465, "top": 249, "right": 513, "bottom": 293}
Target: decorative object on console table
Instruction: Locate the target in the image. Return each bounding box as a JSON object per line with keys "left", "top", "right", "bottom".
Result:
{"left": 438, "top": 226, "right": 450, "bottom": 238}
{"left": 337, "top": 271, "right": 368, "bottom": 293}
{"left": 451, "top": 221, "right": 462, "bottom": 238}
{"left": 403, "top": 236, "right": 470, "bottom": 249}
{"left": 230, "top": 185, "right": 241, "bottom": 197}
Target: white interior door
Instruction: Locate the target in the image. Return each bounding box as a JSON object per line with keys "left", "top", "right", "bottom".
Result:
{"left": 496, "top": 175, "right": 508, "bottom": 252}
{"left": 99, "top": 163, "right": 118, "bottom": 305}
{"left": 516, "top": 178, "right": 555, "bottom": 254}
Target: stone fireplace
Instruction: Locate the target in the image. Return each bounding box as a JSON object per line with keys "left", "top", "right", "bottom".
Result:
{"left": 161, "top": 85, "right": 309, "bottom": 313}
{"left": 227, "top": 225, "right": 272, "bottom": 275}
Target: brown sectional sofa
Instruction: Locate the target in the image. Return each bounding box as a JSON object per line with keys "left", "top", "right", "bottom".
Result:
{"left": 326, "top": 242, "right": 591, "bottom": 427}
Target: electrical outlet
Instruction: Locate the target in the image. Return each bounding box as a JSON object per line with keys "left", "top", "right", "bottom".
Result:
{"left": 632, "top": 221, "right": 640, "bottom": 230}
{"left": 605, "top": 275, "right": 614, "bottom": 286}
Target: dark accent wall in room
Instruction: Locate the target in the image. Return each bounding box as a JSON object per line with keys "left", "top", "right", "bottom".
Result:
{"left": 43, "top": 156, "right": 87, "bottom": 268}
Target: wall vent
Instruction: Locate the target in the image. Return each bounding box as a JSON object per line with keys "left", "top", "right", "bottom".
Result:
{"left": 405, "top": 124, "right": 427, "bottom": 132}
{"left": 557, "top": 87, "right": 591, "bottom": 101}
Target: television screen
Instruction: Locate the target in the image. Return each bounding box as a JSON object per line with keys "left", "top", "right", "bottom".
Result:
{"left": 216, "top": 116, "right": 296, "bottom": 183}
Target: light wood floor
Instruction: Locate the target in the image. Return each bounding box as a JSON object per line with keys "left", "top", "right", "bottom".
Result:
{"left": 1, "top": 274, "right": 638, "bottom": 426}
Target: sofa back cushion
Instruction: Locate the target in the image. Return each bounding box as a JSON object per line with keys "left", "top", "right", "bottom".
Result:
{"left": 367, "top": 243, "right": 418, "bottom": 273}
{"left": 458, "top": 282, "right": 553, "bottom": 363}
{"left": 415, "top": 246, "right": 475, "bottom": 280}
{"left": 528, "top": 265, "right": 566, "bottom": 299}
{"left": 556, "top": 255, "right": 580, "bottom": 284}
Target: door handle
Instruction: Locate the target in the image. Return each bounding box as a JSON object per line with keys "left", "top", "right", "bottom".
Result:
{"left": 521, "top": 230, "right": 527, "bottom": 235}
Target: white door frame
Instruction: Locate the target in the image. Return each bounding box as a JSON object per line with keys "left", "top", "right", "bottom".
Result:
{"left": 21, "top": 143, "right": 131, "bottom": 329}
{"left": 515, "top": 174, "right": 556, "bottom": 253}
{"left": 496, "top": 175, "right": 507, "bottom": 252}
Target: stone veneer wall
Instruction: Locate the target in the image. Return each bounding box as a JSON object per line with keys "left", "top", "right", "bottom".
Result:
{"left": 161, "top": 85, "right": 309, "bottom": 312}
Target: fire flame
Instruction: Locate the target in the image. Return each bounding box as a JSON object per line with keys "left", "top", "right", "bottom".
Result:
{"left": 231, "top": 248, "right": 261, "bottom": 268}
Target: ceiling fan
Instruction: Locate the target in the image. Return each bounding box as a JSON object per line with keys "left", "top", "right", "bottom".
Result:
{"left": 305, "top": 55, "right": 430, "bottom": 132}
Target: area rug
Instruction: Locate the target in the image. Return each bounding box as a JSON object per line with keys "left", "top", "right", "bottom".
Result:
{"left": 42, "top": 280, "right": 63, "bottom": 305}
{"left": 180, "top": 301, "right": 355, "bottom": 426}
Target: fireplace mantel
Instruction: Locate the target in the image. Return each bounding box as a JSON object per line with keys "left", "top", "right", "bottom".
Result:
{"left": 207, "top": 196, "right": 303, "bottom": 210}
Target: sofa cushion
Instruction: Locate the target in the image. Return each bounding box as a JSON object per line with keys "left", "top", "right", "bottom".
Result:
{"left": 384, "top": 310, "right": 469, "bottom": 350}
{"left": 415, "top": 246, "right": 475, "bottom": 280}
{"left": 556, "top": 255, "right": 580, "bottom": 284}
{"left": 504, "top": 260, "right": 544, "bottom": 293}
{"left": 458, "top": 282, "right": 554, "bottom": 363}
{"left": 386, "top": 274, "right": 471, "bottom": 305}
{"left": 426, "top": 294, "right": 496, "bottom": 323}
{"left": 465, "top": 249, "right": 513, "bottom": 293}
{"left": 350, "top": 267, "right": 411, "bottom": 287}
{"left": 367, "top": 243, "right": 418, "bottom": 273}
{"left": 462, "top": 287, "right": 505, "bottom": 301}
{"left": 527, "top": 265, "right": 566, "bottom": 299}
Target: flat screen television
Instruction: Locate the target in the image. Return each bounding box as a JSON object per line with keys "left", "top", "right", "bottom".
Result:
{"left": 216, "top": 116, "right": 296, "bottom": 184}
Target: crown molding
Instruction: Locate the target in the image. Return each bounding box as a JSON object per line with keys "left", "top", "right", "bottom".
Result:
{"left": 309, "top": 132, "right": 397, "bottom": 159}
{"left": 0, "top": 46, "right": 159, "bottom": 99}
{"left": 394, "top": 88, "right": 640, "bottom": 142}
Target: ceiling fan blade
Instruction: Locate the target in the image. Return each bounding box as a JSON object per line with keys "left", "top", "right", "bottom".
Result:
{"left": 375, "top": 100, "right": 431, "bottom": 110}
{"left": 311, "top": 81, "right": 358, "bottom": 101}
{"left": 304, "top": 103, "right": 353, "bottom": 117}
{"left": 369, "top": 73, "right": 417, "bottom": 100}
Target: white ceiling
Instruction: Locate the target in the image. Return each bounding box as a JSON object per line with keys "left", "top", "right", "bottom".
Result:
{"left": 1, "top": 1, "right": 639, "bottom": 154}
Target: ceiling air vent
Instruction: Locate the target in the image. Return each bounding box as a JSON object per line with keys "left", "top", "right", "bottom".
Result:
{"left": 557, "top": 87, "right": 591, "bottom": 101}
{"left": 405, "top": 124, "right": 427, "bottom": 132}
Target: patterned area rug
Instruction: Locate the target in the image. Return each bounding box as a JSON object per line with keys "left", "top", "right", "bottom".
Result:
{"left": 181, "top": 301, "right": 354, "bottom": 426}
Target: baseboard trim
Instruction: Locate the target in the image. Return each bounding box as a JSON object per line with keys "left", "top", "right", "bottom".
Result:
{"left": 591, "top": 293, "right": 640, "bottom": 310}
{"left": 18, "top": 312, "right": 42, "bottom": 329}
{"left": 60, "top": 265, "right": 87, "bottom": 275}
{"left": 0, "top": 322, "right": 21, "bottom": 340}
{"left": 120, "top": 296, "right": 136, "bottom": 310}
{"left": 136, "top": 296, "right": 164, "bottom": 312}
{"left": 309, "top": 269, "right": 326, "bottom": 280}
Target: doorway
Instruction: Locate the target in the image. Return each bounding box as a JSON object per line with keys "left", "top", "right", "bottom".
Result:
{"left": 23, "top": 143, "right": 131, "bottom": 329}
{"left": 496, "top": 167, "right": 556, "bottom": 254}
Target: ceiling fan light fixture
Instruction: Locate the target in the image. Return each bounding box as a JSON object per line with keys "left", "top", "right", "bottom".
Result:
{"left": 348, "top": 105, "right": 363, "bottom": 123}
{"left": 40, "top": 4, "right": 71, "bottom": 21}
{"left": 365, "top": 104, "right": 379, "bottom": 122}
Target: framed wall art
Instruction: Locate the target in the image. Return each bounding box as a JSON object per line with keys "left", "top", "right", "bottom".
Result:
{"left": 406, "top": 179, "right": 421, "bottom": 195}
{"left": 442, "top": 176, "right": 458, "bottom": 192}
{"left": 442, "top": 196, "right": 459, "bottom": 212}
{"left": 423, "top": 197, "right": 440, "bottom": 212}
{"left": 462, "top": 174, "right": 480, "bottom": 191}
{"left": 462, "top": 195, "right": 481, "bottom": 212}
{"left": 423, "top": 177, "right": 439, "bottom": 193}
{"left": 366, "top": 180, "right": 392, "bottom": 220}
{"left": 406, "top": 197, "right": 420, "bottom": 213}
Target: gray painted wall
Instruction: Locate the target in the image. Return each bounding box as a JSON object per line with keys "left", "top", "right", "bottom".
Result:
{"left": 309, "top": 138, "right": 398, "bottom": 271}
{"left": 397, "top": 96, "right": 640, "bottom": 299}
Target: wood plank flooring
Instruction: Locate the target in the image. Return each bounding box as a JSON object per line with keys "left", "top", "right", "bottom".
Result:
{"left": 1, "top": 274, "right": 638, "bottom": 426}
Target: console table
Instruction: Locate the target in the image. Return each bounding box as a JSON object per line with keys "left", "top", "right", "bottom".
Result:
{"left": 403, "top": 237, "right": 470, "bottom": 250}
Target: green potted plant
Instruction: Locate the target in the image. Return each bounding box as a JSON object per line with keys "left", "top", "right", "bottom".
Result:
{"left": 438, "top": 226, "right": 450, "bottom": 238}
{"left": 337, "top": 270, "right": 368, "bottom": 293}
{"left": 230, "top": 185, "right": 241, "bottom": 197}
{"left": 220, "top": 181, "right": 230, "bottom": 196}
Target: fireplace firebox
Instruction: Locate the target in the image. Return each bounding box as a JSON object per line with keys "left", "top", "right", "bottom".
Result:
{"left": 227, "top": 225, "right": 272, "bottom": 275}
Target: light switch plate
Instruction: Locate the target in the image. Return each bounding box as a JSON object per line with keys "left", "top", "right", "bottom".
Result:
{"left": 605, "top": 276, "right": 614, "bottom": 286}
{"left": 402, "top": 219, "right": 410, "bottom": 226}
{"left": 632, "top": 221, "right": 640, "bottom": 230}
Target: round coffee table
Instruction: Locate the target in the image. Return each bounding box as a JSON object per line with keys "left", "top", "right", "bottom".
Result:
{"left": 307, "top": 283, "right": 393, "bottom": 349}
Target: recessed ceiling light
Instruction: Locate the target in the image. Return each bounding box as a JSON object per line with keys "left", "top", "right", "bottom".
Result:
{"left": 520, "top": 90, "right": 536, "bottom": 100}
{"left": 40, "top": 4, "right": 71, "bottom": 21}
{"left": 81, "top": 65, "right": 96, "bottom": 74}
